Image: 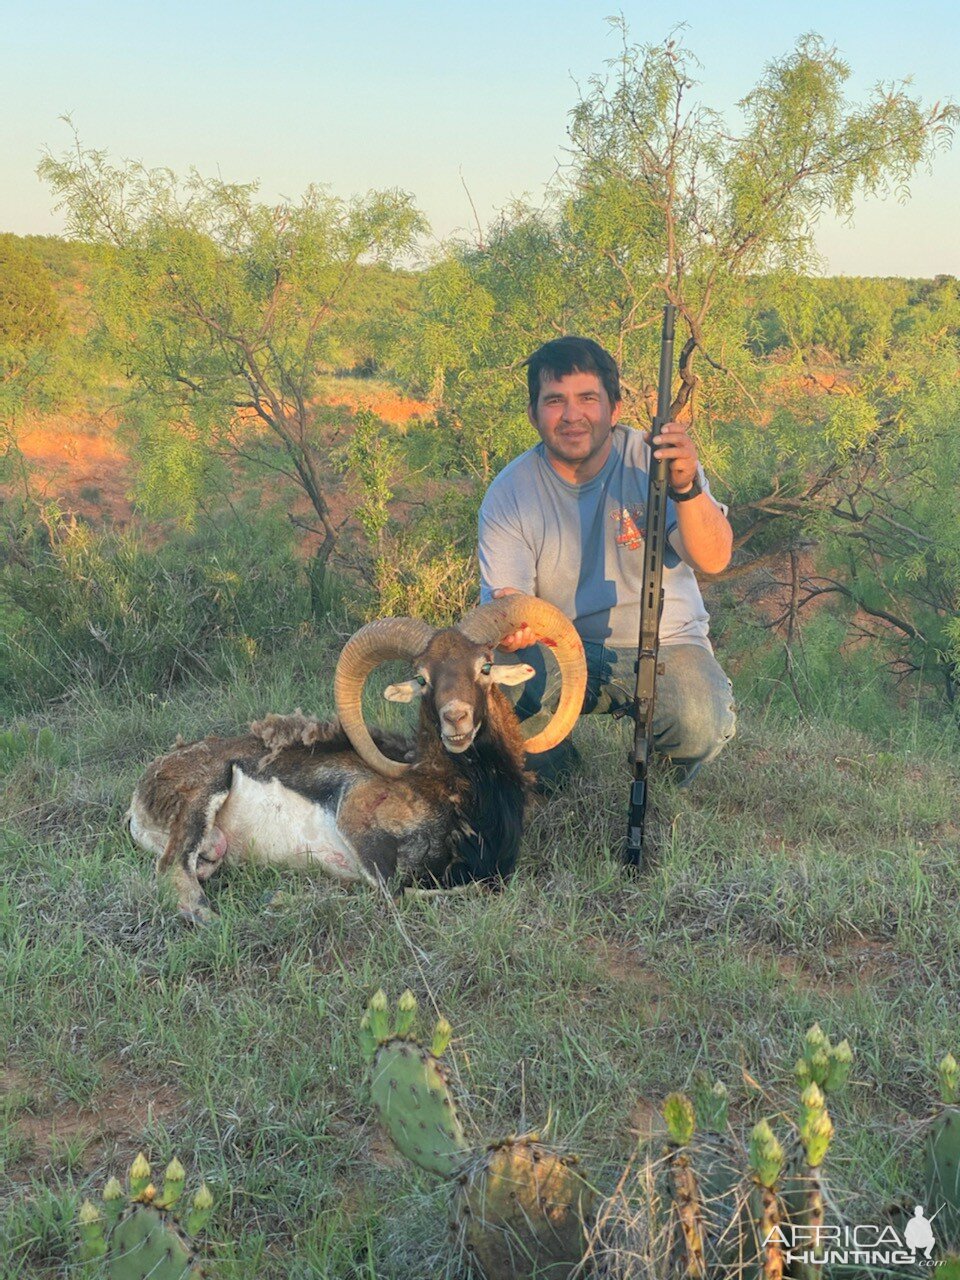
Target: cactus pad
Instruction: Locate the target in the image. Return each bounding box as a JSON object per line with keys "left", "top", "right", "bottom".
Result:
{"left": 453, "top": 1138, "right": 594, "bottom": 1280}
{"left": 107, "top": 1205, "right": 201, "bottom": 1280}
{"left": 925, "top": 1105, "right": 960, "bottom": 1246}
{"left": 371, "top": 1039, "right": 468, "bottom": 1178}
{"left": 76, "top": 1153, "right": 211, "bottom": 1279}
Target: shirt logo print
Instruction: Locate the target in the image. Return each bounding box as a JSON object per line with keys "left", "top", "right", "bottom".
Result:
{"left": 612, "top": 506, "right": 645, "bottom": 550}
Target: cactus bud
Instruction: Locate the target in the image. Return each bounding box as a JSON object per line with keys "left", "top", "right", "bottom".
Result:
{"left": 359, "top": 1010, "right": 378, "bottom": 1061}
{"left": 807, "top": 1048, "right": 830, "bottom": 1088}
{"left": 431, "top": 1017, "right": 453, "bottom": 1058}
{"left": 825, "top": 1039, "right": 854, "bottom": 1093}
{"left": 749, "top": 1120, "right": 784, "bottom": 1189}
{"left": 102, "top": 1175, "right": 124, "bottom": 1227}
{"left": 395, "top": 989, "right": 418, "bottom": 1037}
{"left": 663, "top": 1093, "right": 696, "bottom": 1146}
{"left": 801, "top": 1106, "right": 834, "bottom": 1168}
{"left": 368, "top": 990, "right": 390, "bottom": 1043}
{"left": 193, "top": 1182, "right": 214, "bottom": 1211}
{"left": 77, "top": 1200, "right": 107, "bottom": 1261}
{"left": 139, "top": 1183, "right": 157, "bottom": 1204}
{"left": 185, "top": 1182, "right": 214, "bottom": 1236}
{"left": 801, "top": 1082, "right": 825, "bottom": 1113}
{"left": 938, "top": 1053, "right": 960, "bottom": 1105}
{"left": 804, "top": 1024, "right": 830, "bottom": 1060}
{"left": 158, "top": 1157, "right": 186, "bottom": 1208}
{"left": 129, "top": 1151, "right": 151, "bottom": 1197}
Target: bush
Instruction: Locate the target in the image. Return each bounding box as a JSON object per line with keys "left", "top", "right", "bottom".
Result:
{"left": 0, "top": 509, "right": 326, "bottom": 710}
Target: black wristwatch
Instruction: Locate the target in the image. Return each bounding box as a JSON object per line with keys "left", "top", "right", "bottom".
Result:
{"left": 668, "top": 472, "right": 702, "bottom": 502}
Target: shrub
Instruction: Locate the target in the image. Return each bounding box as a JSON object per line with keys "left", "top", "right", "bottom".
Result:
{"left": 0, "top": 509, "right": 322, "bottom": 709}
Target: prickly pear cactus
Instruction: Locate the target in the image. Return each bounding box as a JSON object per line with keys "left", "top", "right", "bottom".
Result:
{"left": 77, "top": 1153, "right": 213, "bottom": 1280}
{"left": 363, "top": 988, "right": 468, "bottom": 1178}
{"left": 781, "top": 1082, "right": 835, "bottom": 1280}
{"left": 363, "top": 990, "right": 595, "bottom": 1280}
{"left": 927, "top": 1053, "right": 960, "bottom": 1257}
{"left": 794, "top": 1024, "right": 853, "bottom": 1095}
{"left": 452, "top": 1136, "right": 595, "bottom": 1280}
{"left": 749, "top": 1120, "right": 786, "bottom": 1280}
{"left": 661, "top": 1093, "right": 706, "bottom": 1278}
{"left": 686, "top": 1079, "right": 742, "bottom": 1276}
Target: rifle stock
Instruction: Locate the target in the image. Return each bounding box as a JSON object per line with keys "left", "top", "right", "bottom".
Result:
{"left": 623, "top": 303, "right": 676, "bottom": 867}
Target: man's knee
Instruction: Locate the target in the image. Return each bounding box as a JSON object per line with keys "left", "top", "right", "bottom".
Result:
{"left": 668, "top": 694, "right": 736, "bottom": 763}
{"left": 654, "top": 645, "right": 736, "bottom": 766}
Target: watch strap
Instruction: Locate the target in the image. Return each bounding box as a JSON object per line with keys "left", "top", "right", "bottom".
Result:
{"left": 668, "top": 472, "right": 702, "bottom": 502}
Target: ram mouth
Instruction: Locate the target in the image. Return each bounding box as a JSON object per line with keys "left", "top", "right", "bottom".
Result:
{"left": 442, "top": 726, "right": 480, "bottom": 752}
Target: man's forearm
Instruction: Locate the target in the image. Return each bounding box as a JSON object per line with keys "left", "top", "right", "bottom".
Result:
{"left": 674, "top": 494, "right": 733, "bottom": 574}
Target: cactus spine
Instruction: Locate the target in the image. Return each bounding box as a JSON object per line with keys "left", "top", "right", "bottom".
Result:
{"left": 76, "top": 1153, "right": 212, "bottom": 1280}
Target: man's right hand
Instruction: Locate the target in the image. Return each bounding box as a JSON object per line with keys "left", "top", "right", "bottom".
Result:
{"left": 492, "top": 587, "right": 537, "bottom": 652}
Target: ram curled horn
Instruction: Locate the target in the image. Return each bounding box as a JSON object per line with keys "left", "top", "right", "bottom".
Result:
{"left": 334, "top": 595, "right": 587, "bottom": 779}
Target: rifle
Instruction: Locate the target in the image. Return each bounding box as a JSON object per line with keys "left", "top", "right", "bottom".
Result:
{"left": 623, "top": 302, "right": 676, "bottom": 868}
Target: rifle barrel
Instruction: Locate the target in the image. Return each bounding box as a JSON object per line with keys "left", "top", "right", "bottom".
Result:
{"left": 623, "top": 302, "right": 676, "bottom": 867}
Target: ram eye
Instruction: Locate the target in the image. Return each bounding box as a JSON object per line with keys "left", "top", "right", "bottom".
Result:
{"left": 415, "top": 674, "right": 428, "bottom": 687}
{"left": 480, "top": 662, "right": 492, "bottom": 676}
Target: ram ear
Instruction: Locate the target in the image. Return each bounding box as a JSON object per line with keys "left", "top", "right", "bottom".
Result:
{"left": 383, "top": 679, "right": 427, "bottom": 704}
{"left": 491, "top": 663, "right": 536, "bottom": 687}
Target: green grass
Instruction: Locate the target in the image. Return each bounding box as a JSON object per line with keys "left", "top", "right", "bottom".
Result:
{"left": 1, "top": 647, "right": 958, "bottom": 1277}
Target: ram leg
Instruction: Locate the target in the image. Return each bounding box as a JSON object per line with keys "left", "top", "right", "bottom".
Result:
{"left": 156, "top": 792, "right": 228, "bottom": 924}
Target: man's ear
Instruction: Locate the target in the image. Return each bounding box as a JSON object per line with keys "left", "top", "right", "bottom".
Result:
{"left": 611, "top": 398, "right": 622, "bottom": 425}
{"left": 491, "top": 663, "right": 536, "bottom": 687}
{"left": 526, "top": 401, "right": 538, "bottom": 428}
{"left": 383, "top": 680, "right": 427, "bottom": 704}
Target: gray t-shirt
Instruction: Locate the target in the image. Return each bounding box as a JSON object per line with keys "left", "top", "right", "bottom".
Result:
{"left": 478, "top": 424, "right": 718, "bottom": 650}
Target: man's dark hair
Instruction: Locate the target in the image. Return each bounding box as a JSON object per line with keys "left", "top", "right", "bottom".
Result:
{"left": 525, "top": 336, "right": 621, "bottom": 408}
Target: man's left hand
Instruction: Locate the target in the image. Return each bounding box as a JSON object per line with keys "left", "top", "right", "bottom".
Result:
{"left": 649, "top": 420, "right": 698, "bottom": 492}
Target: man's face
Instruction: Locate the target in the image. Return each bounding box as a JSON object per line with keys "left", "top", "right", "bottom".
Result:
{"left": 528, "top": 369, "right": 621, "bottom": 482}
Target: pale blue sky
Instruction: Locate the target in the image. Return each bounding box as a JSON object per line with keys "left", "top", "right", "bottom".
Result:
{"left": 2, "top": 0, "right": 957, "bottom": 276}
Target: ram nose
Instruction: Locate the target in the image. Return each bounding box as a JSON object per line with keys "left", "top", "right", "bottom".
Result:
{"left": 440, "top": 702, "right": 479, "bottom": 753}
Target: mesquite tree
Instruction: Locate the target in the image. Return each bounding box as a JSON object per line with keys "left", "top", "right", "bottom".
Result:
{"left": 394, "top": 28, "right": 959, "bottom": 701}
{"left": 39, "top": 133, "right": 425, "bottom": 611}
